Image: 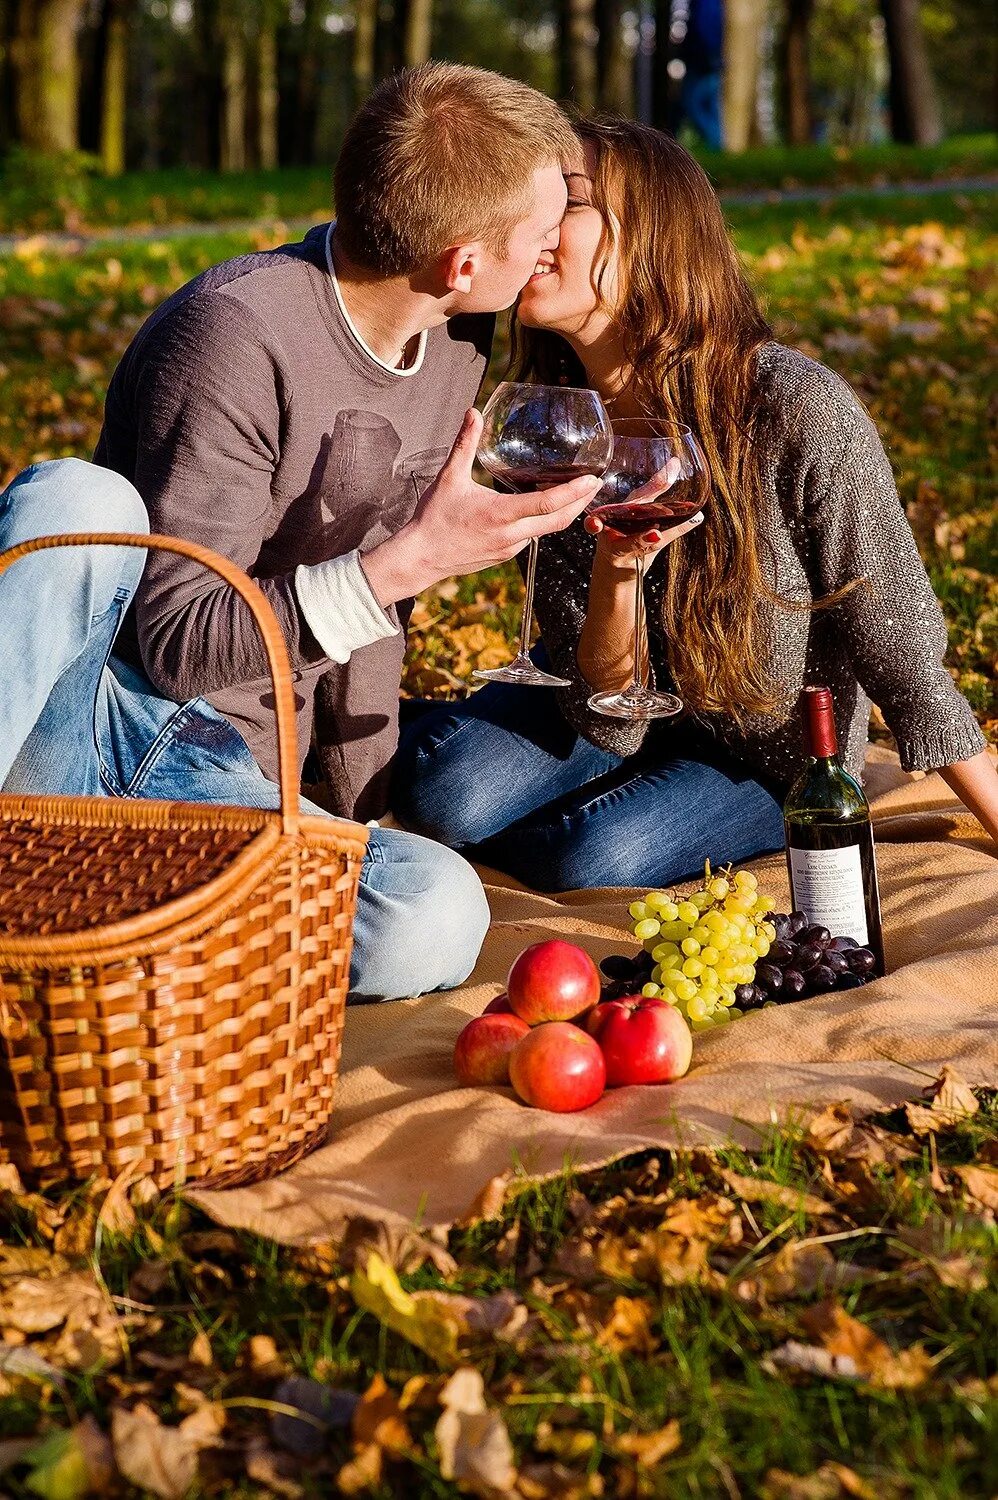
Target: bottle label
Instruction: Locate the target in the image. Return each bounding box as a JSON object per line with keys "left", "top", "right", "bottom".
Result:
{"left": 788, "top": 845, "right": 870, "bottom": 945}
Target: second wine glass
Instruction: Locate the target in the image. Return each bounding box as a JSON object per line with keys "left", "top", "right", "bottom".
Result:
{"left": 587, "top": 418, "right": 708, "bottom": 720}
{"left": 475, "top": 381, "right": 613, "bottom": 688}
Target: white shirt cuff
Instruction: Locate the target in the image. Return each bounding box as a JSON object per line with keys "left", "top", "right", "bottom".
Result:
{"left": 294, "top": 549, "right": 399, "bottom": 665}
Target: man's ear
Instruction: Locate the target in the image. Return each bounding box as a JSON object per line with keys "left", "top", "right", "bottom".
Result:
{"left": 439, "top": 242, "right": 484, "bottom": 295}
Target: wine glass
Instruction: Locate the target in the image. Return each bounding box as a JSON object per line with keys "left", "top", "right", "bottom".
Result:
{"left": 474, "top": 381, "right": 614, "bottom": 688}
{"left": 586, "top": 418, "right": 708, "bottom": 720}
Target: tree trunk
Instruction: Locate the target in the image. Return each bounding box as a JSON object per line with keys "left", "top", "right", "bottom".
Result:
{"left": 13, "top": 0, "right": 86, "bottom": 151}
{"left": 596, "top": 0, "right": 632, "bottom": 114}
{"left": 401, "top": 0, "right": 432, "bottom": 67}
{"left": 193, "top": 0, "right": 220, "bottom": 168}
{"left": 220, "top": 10, "right": 246, "bottom": 171}
{"left": 558, "top": 0, "right": 598, "bottom": 112}
{"left": 99, "top": 0, "right": 129, "bottom": 174}
{"left": 878, "top": 0, "right": 942, "bottom": 145}
{"left": 722, "top": 0, "right": 766, "bottom": 151}
{"left": 257, "top": 15, "right": 278, "bottom": 169}
{"left": 777, "top": 0, "right": 813, "bottom": 145}
{"left": 352, "top": 0, "right": 377, "bottom": 107}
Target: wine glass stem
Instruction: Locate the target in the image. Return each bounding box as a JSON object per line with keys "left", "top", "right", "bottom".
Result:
{"left": 517, "top": 537, "right": 540, "bottom": 661}
{"left": 630, "top": 552, "right": 648, "bottom": 696}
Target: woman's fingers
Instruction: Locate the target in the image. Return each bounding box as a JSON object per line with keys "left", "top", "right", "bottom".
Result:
{"left": 591, "top": 508, "right": 705, "bottom": 562}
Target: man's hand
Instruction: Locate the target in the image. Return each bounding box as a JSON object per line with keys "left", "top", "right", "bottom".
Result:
{"left": 360, "top": 408, "right": 602, "bottom": 609}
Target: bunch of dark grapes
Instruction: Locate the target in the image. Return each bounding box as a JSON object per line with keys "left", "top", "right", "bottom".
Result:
{"left": 732, "top": 911, "right": 877, "bottom": 1012}
{"left": 599, "top": 949, "right": 654, "bottom": 1001}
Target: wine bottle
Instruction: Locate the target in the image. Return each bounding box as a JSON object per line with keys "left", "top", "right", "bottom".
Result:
{"left": 784, "top": 687, "right": 886, "bottom": 976}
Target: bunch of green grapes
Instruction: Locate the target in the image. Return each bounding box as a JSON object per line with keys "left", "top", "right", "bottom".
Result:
{"left": 628, "top": 867, "right": 777, "bottom": 1031}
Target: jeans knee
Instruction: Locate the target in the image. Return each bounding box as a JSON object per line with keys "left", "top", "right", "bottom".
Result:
{"left": 392, "top": 742, "right": 498, "bottom": 849}
{"left": 6, "top": 458, "right": 149, "bottom": 538}
{"left": 350, "top": 834, "right": 490, "bottom": 1001}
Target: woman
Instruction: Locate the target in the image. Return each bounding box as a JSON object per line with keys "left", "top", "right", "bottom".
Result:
{"left": 391, "top": 119, "right": 997, "bottom": 889}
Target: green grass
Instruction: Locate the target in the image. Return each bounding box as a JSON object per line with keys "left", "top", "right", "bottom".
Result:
{"left": 1, "top": 1094, "right": 995, "bottom": 1497}
{"left": 0, "top": 135, "right": 994, "bottom": 233}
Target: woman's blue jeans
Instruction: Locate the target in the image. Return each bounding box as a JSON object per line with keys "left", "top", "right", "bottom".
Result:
{"left": 0, "top": 459, "right": 490, "bottom": 1001}
{"left": 392, "top": 673, "right": 787, "bottom": 891}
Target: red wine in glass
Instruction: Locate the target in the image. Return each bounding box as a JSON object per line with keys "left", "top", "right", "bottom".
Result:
{"left": 487, "top": 461, "right": 607, "bottom": 491}
{"left": 589, "top": 495, "right": 703, "bottom": 535}
{"left": 586, "top": 418, "right": 708, "bottom": 721}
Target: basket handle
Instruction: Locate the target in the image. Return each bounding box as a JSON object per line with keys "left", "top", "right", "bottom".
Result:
{"left": 0, "top": 532, "right": 301, "bottom": 836}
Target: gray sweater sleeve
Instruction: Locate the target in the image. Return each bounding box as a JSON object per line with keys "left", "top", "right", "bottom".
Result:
{"left": 128, "top": 291, "right": 327, "bottom": 703}
{"left": 806, "top": 379, "right": 986, "bottom": 772}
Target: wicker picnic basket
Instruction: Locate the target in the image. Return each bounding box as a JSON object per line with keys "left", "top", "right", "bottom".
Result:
{"left": 0, "top": 533, "right": 368, "bottom": 1191}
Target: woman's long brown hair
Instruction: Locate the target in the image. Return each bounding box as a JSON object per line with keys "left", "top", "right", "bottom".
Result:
{"left": 509, "top": 117, "right": 780, "bottom": 720}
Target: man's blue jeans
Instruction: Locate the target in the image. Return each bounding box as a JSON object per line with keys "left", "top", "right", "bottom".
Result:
{"left": 0, "top": 459, "right": 490, "bottom": 1001}
{"left": 392, "top": 676, "right": 786, "bottom": 891}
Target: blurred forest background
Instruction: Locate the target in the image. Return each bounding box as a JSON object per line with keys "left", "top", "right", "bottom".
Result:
{"left": 0, "top": 0, "right": 994, "bottom": 179}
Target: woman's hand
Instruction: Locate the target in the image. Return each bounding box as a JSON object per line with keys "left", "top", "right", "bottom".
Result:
{"left": 583, "top": 459, "right": 705, "bottom": 566}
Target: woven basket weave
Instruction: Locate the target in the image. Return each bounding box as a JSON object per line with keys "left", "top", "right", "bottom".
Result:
{"left": 0, "top": 532, "right": 368, "bottom": 1191}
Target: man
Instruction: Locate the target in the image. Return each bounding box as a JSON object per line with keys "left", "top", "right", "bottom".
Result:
{"left": 0, "top": 63, "right": 600, "bottom": 1001}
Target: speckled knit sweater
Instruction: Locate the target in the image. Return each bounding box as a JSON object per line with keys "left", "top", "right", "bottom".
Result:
{"left": 533, "top": 342, "right": 986, "bottom": 785}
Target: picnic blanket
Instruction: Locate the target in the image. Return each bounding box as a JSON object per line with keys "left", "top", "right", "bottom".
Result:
{"left": 191, "top": 748, "right": 998, "bottom": 1244}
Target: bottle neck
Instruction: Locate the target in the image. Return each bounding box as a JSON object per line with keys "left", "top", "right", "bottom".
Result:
{"left": 803, "top": 687, "right": 839, "bottom": 759}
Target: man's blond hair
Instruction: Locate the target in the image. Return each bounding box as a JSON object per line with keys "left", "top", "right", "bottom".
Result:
{"left": 334, "top": 62, "right": 575, "bottom": 276}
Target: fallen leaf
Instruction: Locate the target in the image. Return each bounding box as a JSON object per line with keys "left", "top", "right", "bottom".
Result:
{"left": 761, "top": 1462, "right": 878, "bottom": 1499}
{"left": 953, "top": 1164, "right": 998, "bottom": 1212}
{"left": 188, "top": 1330, "right": 213, "bottom": 1368}
{"left": 52, "top": 1208, "right": 98, "bottom": 1260}
{"left": 768, "top": 1341, "right": 862, "bottom": 1381}
{"left": 22, "top": 1417, "right": 114, "bottom": 1500}
{"left": 595, "top": 1296, "right": 656, "bottom": 1355}
{"left": 805, "top": 1103, "right": 855, "bottom": 1156}
{"left": 659, "top": 1193, "right": 741, "bottom": 1243}
{"left": 96, "top": 1165, "right": 142, "bottom": 1236}
{"left": 719, "top": 1170, "right": 834, "bottom": 1218}
{"left": 516, "top": 1463, "right": 604, "bottom": 1499}
{"left": 336, "top": 1441, "right": 383, "bottom": 1495}
{"left": 241, "top": 1333, "right": 287, "bottom": 1379}
{"left": 22, "top": 1430, "right": 91, "bottom": 1500}
{"left": 350, "top": 1252, "right": 465, "bottom": 1366}
{"left": 0, "top": 1163, "right": 25, "bottom": 1194}
{"left": 0, "top": 1342, "right": 67, "bottom": 1388}
{"left": 435, "top": 1367, "right": 517, "bottom": 1498}
{"left": 798, "top": 1300, "right": 932, "bottom": 1389}
{"left": 351, "top": 1374, "right": 412, "bottom": 1456}
{"left": 244, "top": 1435, "right": 304, "bottom": 1499}
{"left": 610, "top": 1418, "right": 681, "bottom": 1465}
{"left": 741, "top": 1240, "right": 873, "bottom": 1302}
{"left": 904, "top": 1066, "right": 979, "bottom": 1134}
{"left": 533, "top": 1421, "right": 598, "bottom": 1463}
{"left": 111, "top": 1403, "right": 221, "bottom": 1500}
{"left": 458, "top": 1173, "right": 512, "bottom": 1225}
{"left": 334, "top": 1217, "right": 458, "bottom": 1278}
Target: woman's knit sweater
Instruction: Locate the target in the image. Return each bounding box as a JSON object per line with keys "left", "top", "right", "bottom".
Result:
{"left": 533, "top": 342, "right": 985, "bottom": 784}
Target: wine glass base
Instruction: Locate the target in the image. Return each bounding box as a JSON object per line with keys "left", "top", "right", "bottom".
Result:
{"left": 588, "top": 688, "right": 683, "bottom": 720}
{"left": 473, "top": 656, "right": 572, "bottom": 689}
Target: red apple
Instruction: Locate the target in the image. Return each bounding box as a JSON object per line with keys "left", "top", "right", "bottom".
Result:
{"left": 508, "top": 1022, "right": 606, "bottom": 1113}
{"left": 454, "top": 1013, "right": 530, "bottom": 1086}
{"left": 586, "top": 996, "right": 693, "bottom": 1086}
{"left": 482, "top": 992, "right": 513, "bottom": 1015}
{"left": 506, "top": 940, "right": 601, "bottom": 1026}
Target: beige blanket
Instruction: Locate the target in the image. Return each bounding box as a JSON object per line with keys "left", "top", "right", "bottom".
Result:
{"left": 191, "top": 749, "right": 998, "bottom": 1243}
